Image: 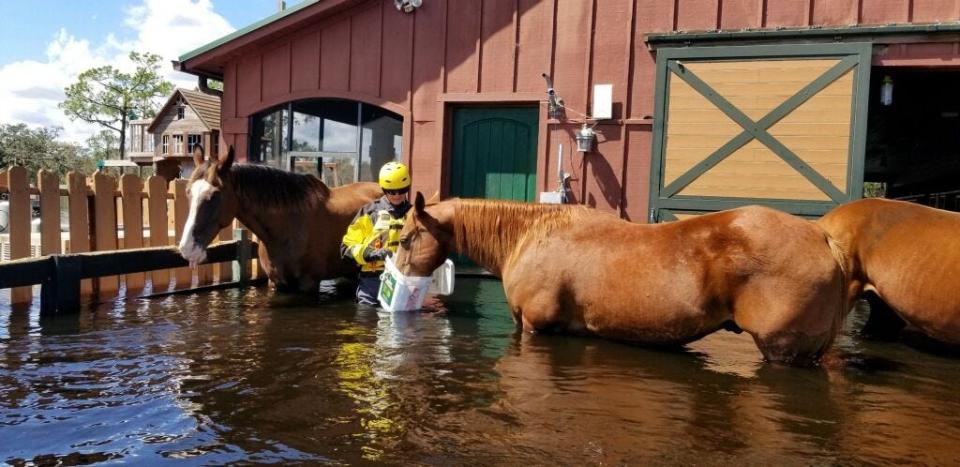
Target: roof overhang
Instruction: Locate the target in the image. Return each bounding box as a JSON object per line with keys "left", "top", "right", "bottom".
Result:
{"left": 176, "top": 0, "right": 367, "bottom": 79}
{"left": 646, "top": 22, "right": 960, "bottom": 49}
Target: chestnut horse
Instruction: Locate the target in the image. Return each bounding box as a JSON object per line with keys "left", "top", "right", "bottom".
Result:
{"left": 818, "top": 198, "right": 960, "bottom": 344}
{"left": 178, "top": 147, "right": 382, "bottom": 292}
{"left": 395, "top": 194, "right": 847, "bottom": 366}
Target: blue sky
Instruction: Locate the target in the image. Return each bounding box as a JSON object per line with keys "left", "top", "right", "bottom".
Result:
{"left": 0, "top": 0, "right": 308, "bottom": 142}
{"left": 0, "top": 1, "right": 300, "bottom": 64}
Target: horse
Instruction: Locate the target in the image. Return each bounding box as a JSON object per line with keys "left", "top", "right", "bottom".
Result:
{"left": 817, "top": 198, "right": 960, "bottom": 345}
{"left": 394, "top": 193, "right": 848, "bottom": 366}
{"left": 178, "top": 146, "right": 382, "bottom": 292}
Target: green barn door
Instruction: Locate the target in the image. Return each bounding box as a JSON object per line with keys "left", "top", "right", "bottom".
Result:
{"left": 451, "top": 107, "right": 539, "bottom": 201}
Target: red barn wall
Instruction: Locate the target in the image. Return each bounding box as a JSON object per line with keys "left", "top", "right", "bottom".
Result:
{"left": 214, "top": 0, "right": 960, "bottom": 221}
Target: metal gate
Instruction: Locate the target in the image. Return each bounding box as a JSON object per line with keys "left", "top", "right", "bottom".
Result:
{"left": 648, "top": 43, "right": 872, "bottom": 221}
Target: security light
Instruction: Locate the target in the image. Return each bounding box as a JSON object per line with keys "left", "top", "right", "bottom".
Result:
{"left": 395, "top": 0, "right": 422, "bottom": 13}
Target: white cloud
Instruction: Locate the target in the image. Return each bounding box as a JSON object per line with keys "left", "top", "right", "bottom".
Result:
{"left": 0, "top": 0, "right": 236, "bottom": 144}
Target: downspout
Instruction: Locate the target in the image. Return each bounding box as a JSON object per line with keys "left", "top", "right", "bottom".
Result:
{"left": 198, "top": 75, "right": 223, "bottom": 99}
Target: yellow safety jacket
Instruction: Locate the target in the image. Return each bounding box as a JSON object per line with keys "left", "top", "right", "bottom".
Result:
{"left": 341, "top": 196, "right": 411, "bottom": 272}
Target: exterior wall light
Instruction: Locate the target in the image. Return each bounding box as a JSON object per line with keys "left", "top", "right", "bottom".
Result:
{"left": 395, "top": 0, "right": 422, "bottom": 13}
{"left": 575, "top": 123, "right": 596, "bottom": 153}
{"left": 880, "top": 75, "right": 894, "bottom": 106}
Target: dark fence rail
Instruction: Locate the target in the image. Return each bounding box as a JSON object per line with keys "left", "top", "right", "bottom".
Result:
{"left": 0, "top": 230, "right": 257, "bottom": 314}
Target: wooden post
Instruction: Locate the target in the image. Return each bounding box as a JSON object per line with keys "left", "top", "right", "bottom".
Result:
{"left": 147, "top": 176, "right": 170, "bottom": 291}
{"left": 8, "top": 166, "right": 32, "bottom": 304}
{"left": 66, "top": 172, "right": 93, "bottom": 296}
{"left": 172, "top": 179, "right": 192, "bottom": 287}
{"left": 232, "top": 228, "right": 251, "bottom": 285}
{"left": 40, "top": 255, "right": 81, "bottom": 315}
{"left": 120, "top": 174, "right": 145, "bottom": 290}
{"left": 214, "top": 225, "right": 232, "bottom": 283}
{"left": 93, "top": 171, "right": 119, "bottom": 296}
{"left": 38, "top": 170, "right": 61, "bottom": 257}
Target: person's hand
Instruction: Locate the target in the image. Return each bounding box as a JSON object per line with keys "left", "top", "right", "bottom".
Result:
{"left": 363, "top": 247, "right": 393, "bottom": 262}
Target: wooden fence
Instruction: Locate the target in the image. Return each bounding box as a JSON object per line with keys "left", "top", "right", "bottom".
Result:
{"left": 0, "top": 166, "right": 260, "bottom": 310}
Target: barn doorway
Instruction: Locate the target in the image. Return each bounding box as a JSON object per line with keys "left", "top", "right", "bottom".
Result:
{"left": 864, "top": 68, "right": 960, "bottom": 211}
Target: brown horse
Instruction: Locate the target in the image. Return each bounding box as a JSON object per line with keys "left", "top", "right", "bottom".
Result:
{"left": 395, "top": 194, "right": 847, "bottom": 366}
{"left": 818, "top": 198, "right": 960, "bottom": 344}
{"left": 178, "top": 147, "right": 382, "bottom": 292}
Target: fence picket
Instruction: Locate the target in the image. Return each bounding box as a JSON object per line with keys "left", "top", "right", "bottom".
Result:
{"left": 172, "top": 180, "right": 192, "bottom": 287}
{"left": 147, "top": 176, "right": 170, "bottom": 291}
{"left": 120, "top": 174, "right": 145, "bottom": 290}
{"left": 8, "top": 166, "right": 32, "bottom": 304}
{"left": 66, "top": 172, "right": 92, "bottom": 296}
{"left": 216, "top": 226, "right": 232, "bottom": 282}
{"left": 93, "top": 171, "right": 119, "bottom": 296}
{"left": 38, "top": 170, "right": 61, "bottom": 257}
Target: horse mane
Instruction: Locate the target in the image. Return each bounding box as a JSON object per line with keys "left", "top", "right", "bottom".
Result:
{"left": 226, "top": 164, "right": 331, "bottom": 211}
{"left": 451, "top": 199, "right": 588, "bottom": 271}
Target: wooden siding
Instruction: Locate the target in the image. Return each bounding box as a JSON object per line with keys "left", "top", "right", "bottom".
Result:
{"left": 208, "top": 0, "right": 960, "bottom": 219}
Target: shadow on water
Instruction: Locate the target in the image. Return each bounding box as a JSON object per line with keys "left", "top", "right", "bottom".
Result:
{"left": 2, "top": 281, "right": 960, "bottom": 464}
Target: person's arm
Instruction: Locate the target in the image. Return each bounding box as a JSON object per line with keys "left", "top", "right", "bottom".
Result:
{"left": 342, "top": 209, "right": 374, "bottom": 266}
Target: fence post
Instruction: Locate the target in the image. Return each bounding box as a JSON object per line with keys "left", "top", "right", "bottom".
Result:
{"left": 39, "top": 255, "right": 81, "bottom": 315}
{"left": 38, "top": 170, "right": 61, "bottom": 257}
{"left": 172, "top": 179, "right": 192, "bottom": 287}
{"left": 120, "top": 174, "right": 145, "bottom": 290}
{"left": 93, "top": 171, "right": 119, "bottom": 296}
{"left": 216, "top": 225, "right": 232, "bottom": 283}
{"left": 8, "top": 166, "right": 32, "bottom": 304}
{"left": 66, "top": 172, "right": 93, "bottom": 297}
{"left": 147, "top": 176, "right": 170, "bottom": 291}
{"left": 233, "top": 228, "right": 251, "bottom": 285}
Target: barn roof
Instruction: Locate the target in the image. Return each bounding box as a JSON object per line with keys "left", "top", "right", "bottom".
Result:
{"left": 147, "top": 88, "right": 222, "bottom": 133}
{"left": 176, "top": 0, "right": 367, "bottom": 79}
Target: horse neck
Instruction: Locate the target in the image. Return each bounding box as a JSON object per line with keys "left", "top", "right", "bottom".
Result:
{"left": 226, "top": 166, "right": 329, "bottom": 242}
{"left": 449, "top": 199, "right": 571, "bottom": 275}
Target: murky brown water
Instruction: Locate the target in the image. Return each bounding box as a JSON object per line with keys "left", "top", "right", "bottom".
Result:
{"left": 2, "top": 279, "right": 960, "bottom": 465}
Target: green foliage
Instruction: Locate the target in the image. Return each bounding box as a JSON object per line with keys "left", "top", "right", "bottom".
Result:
{"left": 863, "top": 182, "right": 887, "bottom": 198}
{"left": 0, "top": 124, "right": 95, "bottom": 180}
{"left": 86, "top": 130, "right": 120, "bottom": 161}
{"left": 60, "top": 51, "right": 174, "bottom": 158}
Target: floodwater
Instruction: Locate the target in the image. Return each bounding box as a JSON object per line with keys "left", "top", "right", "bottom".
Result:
{"left": 1, "top": 280, "right": 960, "bottom": 466}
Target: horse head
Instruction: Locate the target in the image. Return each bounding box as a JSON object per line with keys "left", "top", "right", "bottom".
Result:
{"left": 178, "top": 145, "right": 239, "bottom": 266}
{"left": 396, "top": 192, "right": 454, "bottom": 277}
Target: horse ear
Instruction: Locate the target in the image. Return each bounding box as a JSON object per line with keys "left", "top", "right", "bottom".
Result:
{"left": 192, "top": 145, "right": 204, "bottom": 168}
{"left": 218, "top": 146, "right": 235, "bottom": 173}
{"left": 415, "top": 191, "right": 425, "bottom": 213}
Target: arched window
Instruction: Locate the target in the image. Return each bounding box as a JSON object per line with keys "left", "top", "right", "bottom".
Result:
{"left": 249, "top": 99, "right": 403, "bottom": 187}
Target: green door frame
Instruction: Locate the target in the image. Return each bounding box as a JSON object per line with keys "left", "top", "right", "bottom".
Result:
{"left": 648, "top": 43, "right": 873, "bottom": 222}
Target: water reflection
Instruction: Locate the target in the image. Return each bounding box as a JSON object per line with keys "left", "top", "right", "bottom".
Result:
{"left": 0, "top": 281, "right": 959, "bottom": 464}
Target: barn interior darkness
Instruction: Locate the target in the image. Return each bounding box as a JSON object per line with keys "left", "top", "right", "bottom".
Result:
{"left": 865, "top": 67, "right": 960, "bottom": 210}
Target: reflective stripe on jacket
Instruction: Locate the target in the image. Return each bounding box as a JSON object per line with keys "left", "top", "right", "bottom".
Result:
{"left": 341, "top": 196, "right": 411, "bottom": 272}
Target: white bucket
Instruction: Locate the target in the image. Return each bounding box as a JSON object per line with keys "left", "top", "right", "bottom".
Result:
{"left": 428, "top": 259, "right": 455, "bottom": 296}
{"left": 378, "top": 256, "right": 456, "bottom": 311}
{"left": 378, "top": 256, "right": 433, "bottom": 312}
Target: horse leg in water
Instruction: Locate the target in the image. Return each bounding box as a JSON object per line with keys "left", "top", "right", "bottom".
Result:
{"left": 860, "top": 291, "right": 906, "bottom": 341}
{"left": 732, "top": 281, "right": 842, "bottom": 366}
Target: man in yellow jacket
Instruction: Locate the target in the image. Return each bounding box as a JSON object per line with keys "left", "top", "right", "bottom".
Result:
{"left": 341, "top": 161, "right": 412, "bottom": 305}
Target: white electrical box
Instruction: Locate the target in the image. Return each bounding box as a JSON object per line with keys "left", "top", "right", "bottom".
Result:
{"left": 592, "top": 84, "right": 613, "bottom": 120}
{"left": 539, "top": 191, "right": 564, "bottom": 204}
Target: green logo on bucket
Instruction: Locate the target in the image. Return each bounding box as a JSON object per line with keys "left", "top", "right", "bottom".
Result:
{"left": 380, "top": 271, "right": 397, "bottom": 304}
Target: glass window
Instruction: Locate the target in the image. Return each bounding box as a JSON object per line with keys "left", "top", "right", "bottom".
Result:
{"left": 172, "top": 135, "right": 184, "bottom": 155}
{"left": 161, "top": 135, "right": 169, "bottom": 155}
{"left": 360, "top": 105, "right": 403, "bottom": 182}
{"left": 250, "top": 100, "right": 402, "bottom": 186}
{"left": 188, "top": 134, "right": 202, "bottom": 153}
{"left": 250, "top": 106, "right": 288, "bottom": 169}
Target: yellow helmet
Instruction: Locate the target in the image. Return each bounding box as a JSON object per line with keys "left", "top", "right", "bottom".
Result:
{"left": 379, "top": 161, "right": 411, "bottom": 190}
